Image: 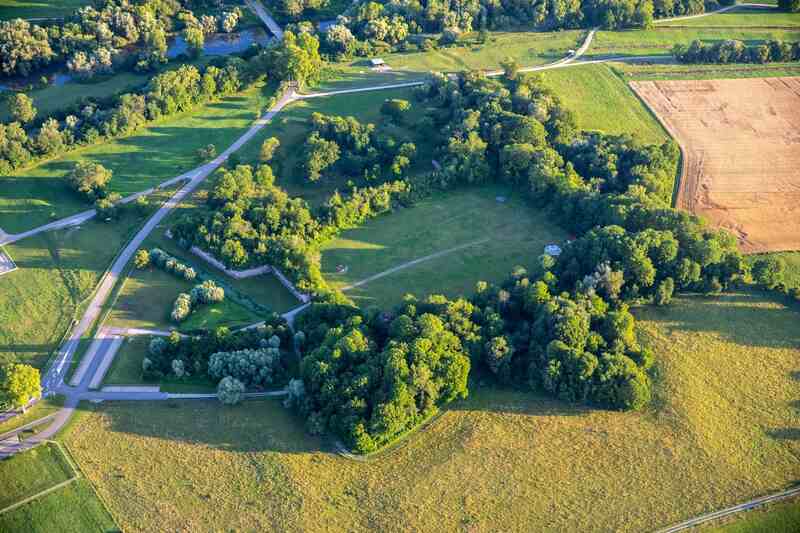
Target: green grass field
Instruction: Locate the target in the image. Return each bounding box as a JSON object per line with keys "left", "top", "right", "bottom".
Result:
{"left": 319, "top": 30, "right": 585, "bottom": 91}
{"left": 0, "top": 0, "right": 89, "bottom": 20}
{"left": 60, "top": 290, "right": 800, "bottom": 532}
{"left": 0, "top": 442, "right": 74, "bottom": 509}
{"left": 321, "top": 185, "right": 568, "bottom": 308}
{"left": 0, "top": 395, "right": 64, "bottom": 436}
{"left": 659, "top": 6, "right": 800, "bottom": 28}
{"left": 0, "top": 206, "right": 160, "bottom": 369}
{"left": 612, "top": 59, "right": 800, "bottom": 80}
{"left": 102, "top": 336, "right": 149, "bottom": 386}
{"left": 709, "top": 498, "right": 800, "bottom": 532}
{"left": 537, "top": 64, "right": 668, "bottom": 143}
{"left": 106, "top": 266, "right": 261, "bottom": 332}
{"left": 588, "top": 26, "right": 800, "bottom": 58}
{"left": 0, "top": 82, "right": 275, "bottom": 234}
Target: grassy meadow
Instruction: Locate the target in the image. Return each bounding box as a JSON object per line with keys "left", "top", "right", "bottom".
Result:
{"left": 612, "top": 60, "right": 800, "bottom": 80}
{"left": 0, "top": 82, "right": 275, "bottom": 234}
{"left": 0, "top": 0, "right": 89, "bottom": 19}
{"left": 659, "top": 6, "right": 800, "bottom": 27}
{"left": 0, "top": 203, "right": 163, "bottom": 369}
{"left": 537, "top": 64, "right": 668, "bottom": 143}
{"left": 61, "top": 290, "right": 800, "bottom": 532}
{"left": 0, "top": 442, "right": 74, "bottom": 509}
{"left": 321, "top": 185, "right": 568, "bottom": 308}
{"left": 709, "top": 498, "right": 800, "bottom": 532}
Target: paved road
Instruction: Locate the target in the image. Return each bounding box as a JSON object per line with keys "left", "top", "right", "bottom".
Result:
{"left": 245, "top": 0, "right": 284, "bottom": 39}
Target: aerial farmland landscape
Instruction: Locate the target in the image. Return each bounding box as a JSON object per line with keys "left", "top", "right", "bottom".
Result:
{"left": 0, "top": 0, "right": 798, "bottom": 531}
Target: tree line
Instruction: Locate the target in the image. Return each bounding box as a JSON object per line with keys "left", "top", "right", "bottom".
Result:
{"left": 0, "top": 32, "right": 324, "bottom": 178}
{"left": 673, "top": 39, "right": 800, "bottom": 64}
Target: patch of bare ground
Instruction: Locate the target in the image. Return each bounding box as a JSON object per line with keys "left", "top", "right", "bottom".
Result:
{"left": 631, "top": 77, "right": 800, "bottom": 253}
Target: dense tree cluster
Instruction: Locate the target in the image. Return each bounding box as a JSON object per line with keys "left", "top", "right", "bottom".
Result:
{"left": 778, "top": 0, "right": 800, "bottom": 13}
{"left": 143, "top": 317, "right": 292, "bottom": 381}
{"left": 0, "top": 0, "right": 191, "bottom": 79}
{"left": 170, "top": 280, "right": 225, "bottom": 323}
{"left": 304, "top": 112, "right": 417, "bottom": 181}
{"left": 292, "top": 301, "right": 471, "bottom": 453}
{"left": 209, "top": 341, "right": 283, "bottom": 388}
{"left": 673, "top": 39, "right": 800, "bottom": 64}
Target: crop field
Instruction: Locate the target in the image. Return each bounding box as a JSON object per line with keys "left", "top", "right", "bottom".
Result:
{"left": 0, "top": 0, "right": 89, "bottom": 19}
{"left": 632, "top": 77, "right": 800, "bottom": 253}
{"left": 537, "top": 64, "right": 668, "bottom": 144}
{"left": 0, "top": 82, "right": 274, "bottom": 234}
{"left": 61, "top": 290, "right": 800, "bottom": 532}
{"left": 320, "top": 30, "right": 585, "bottom": 91}
{"left": 322, "top": 185, "right": 568, "bottom": 309}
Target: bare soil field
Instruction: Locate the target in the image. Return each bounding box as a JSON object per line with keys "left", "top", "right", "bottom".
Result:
{"left": 631, "top": 77, "right": 800, "bottom": 253}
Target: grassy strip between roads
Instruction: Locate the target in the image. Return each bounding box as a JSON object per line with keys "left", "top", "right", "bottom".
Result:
{"left": 0, "top": 395, "right": 64, "bottom": 436}
{"left": 58, "top": 291, "right": 800, "bottom": 532}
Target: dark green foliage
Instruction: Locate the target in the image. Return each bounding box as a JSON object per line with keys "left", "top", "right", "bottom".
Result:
{"left": 673, "top": 39, "right": 800, "bottom": 64}
{"left": 143, "top": 317, "right": 292, "bottom": 381}
{"left": 778, "top": 0, "right": 800, "bottom": 12}
{"left": 752, "top": 256, "right": 786, "bottom": 289}
{"left": 294, "top": 300, "right": 472, "bottom": 453}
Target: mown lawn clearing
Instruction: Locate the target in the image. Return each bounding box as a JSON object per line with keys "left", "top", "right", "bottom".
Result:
{"left": 321, "top": 185, "right": 568, "bottom": 308}
{"left": 612, "top": 60, "right": 800, "bottom": 80}
{"left": 0, "top": 82, "right": 275, "bottom": 234}
{"left": 62, "top": 290, "right": 800, "bottom": 532}
{"left": 537, "top": 63, "right": 668, "bottom": 143}
{"left": 103, "top": 336, "right": 149, "bottom": 386}
{"left": 660, "top": 6, "right": 800, "bottom": 28}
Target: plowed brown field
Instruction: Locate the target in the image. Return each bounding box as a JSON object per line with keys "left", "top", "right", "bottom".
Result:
{"left": 631, "top": 77, "right": 800, "bottom": 253}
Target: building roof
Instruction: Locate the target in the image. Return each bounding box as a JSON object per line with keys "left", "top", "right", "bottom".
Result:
{"left": 370, "top": 58, "right": 385, "bottom": 65}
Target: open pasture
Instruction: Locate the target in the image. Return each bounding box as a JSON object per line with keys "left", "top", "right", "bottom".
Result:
{"left": 321, "top": 186, "right": 568, "bottom": 308}
{"left": 632, "top": 77, "right": 800, "bottom": 253}
{"left": 62, "top": 290, "right": 800, "bottom": 532}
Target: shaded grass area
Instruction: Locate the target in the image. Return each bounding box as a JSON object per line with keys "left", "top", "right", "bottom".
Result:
{"left": 322, "top": 184, "right": 569, "bottom": 309}
{"left": 0, "top": 209, "right": 156, "bottom": 369}
{"left": 708, "top": 497, "right": 800, "bottom": 532}
{"left": 318, "top": 30, "right": 584, "bottom": 91}
{"left": 0, "top": 442, "right": 73, "bottom": 509}
{"left": 0, "top": 82, "right": 274, "bottom": 234}
{"left": 62, "top": 291, "right": 800, "bottom": 532}
{"left": 0, "top": 395, "right": 64, "bottom": 436}
{"left": 106, "top": 266, "right": 261, "bottom": 332}
{"left": 103, "top": 336, "right": 149, "bottom": 386}
{"left": 0, "top": 0, "right": 89, "bottom": 19}
{"left": 537, "top": 63, "right": 668, "bottom": 144}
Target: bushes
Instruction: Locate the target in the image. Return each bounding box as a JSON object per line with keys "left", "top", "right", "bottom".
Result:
{"left": 673, "top": 39, "right": 800, "bottom": 64}
{"left": 171, "top": 281, "right": 224, "bottom": 323}
{"left": 171, "top": 293, "right": 193, "bottom": 323}
{"left": 208, "top": 346, "right": 282, "bottom": 388}
{"left": 149, "top": 248, "right": 197, "bottom": 282}
{"left": 218, "top": 376, "right": 245, "bottom": 405}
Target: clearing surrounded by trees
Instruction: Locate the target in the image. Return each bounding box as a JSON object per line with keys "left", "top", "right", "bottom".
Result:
{"left": 632, "top": 76, "right": 800, "bottom": 253}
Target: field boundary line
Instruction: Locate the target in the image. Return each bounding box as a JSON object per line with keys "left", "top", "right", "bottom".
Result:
{"left": 340, "top": 238, "right": 490, "bottom": 291}
{"left": 0, "top": 441, "right": 80, "bottom": 516}
{"left": 656, "top": 485, "right": 800, "bottom": 532}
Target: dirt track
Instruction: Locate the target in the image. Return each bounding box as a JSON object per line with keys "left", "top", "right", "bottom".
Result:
{"left": 631, "top": 77, "right": 800, "bottom": 253}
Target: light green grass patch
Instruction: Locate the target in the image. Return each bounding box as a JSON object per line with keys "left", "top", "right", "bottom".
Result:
{"left": 0, "top": 442, "right": 74, "bottom": 510}
{"left": 320, "top": 30, "right": 585, "bottom": 91}
{"left": 537, "top": 63, "right": 668, "bottom": 143}
{"left": 611, "top": 60, "right": 800, "bottom": 80}
{"left": 321, "top": 185, "right": 568, "bottom": 308}
{"left": 0, "top": 210, "right": 156, "bottom": 369}
{"left": 0, "top": 0, "right": 89, "bottom": 20}
{"left": 0, "top": 82, "right": 274, "bottom": 234}
{"left": 63, "top": 292, "right": 800, "bottom": 531}
{"left": 588, "top": 26, "right": 800, "bottom": 57}
{"left": 660, "top": 6, "right": 800, "bottom": 27}
{"left": 103, "top": 336, "right": 149, "bottom": 386}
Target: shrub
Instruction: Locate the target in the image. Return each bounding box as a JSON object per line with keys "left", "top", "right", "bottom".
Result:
{"left": 217, "top": 376, "right": 245, "bottom": 405}
{"left": 208, "top": 347, "right": 282, "bottom": 388}
{"left": 66, "top": 161, "right": 111, "bottom": 201}
{"left": 134, "top": 249, "right": 151, "bottom": 269}
{"left": 260, "top": 137, "right": 280, "bottom": 162}
{"left": 190, "top": 280, "right": 225, "bottom": 305}
{"left": 171, "top": 293, "right": 192, "bottom": 323}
